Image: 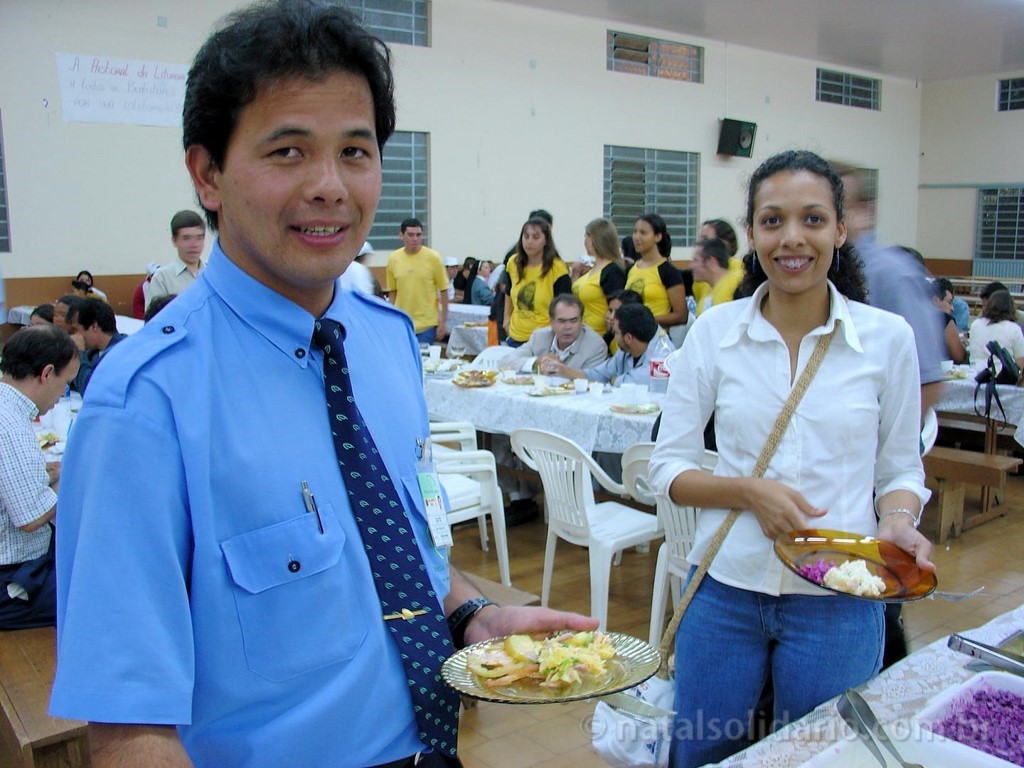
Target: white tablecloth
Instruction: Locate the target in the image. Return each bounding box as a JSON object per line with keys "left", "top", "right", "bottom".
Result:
{"left": 714, "top": 602, "right": 1024, "bottom": 766}
{"left": 7, "top": 305, "right": 35, "bottom": 325}
{"left": 936, "top": 376, "right": 1024, "bottom": 446}
{"left": 447, "top": 304, "right": 490, "bottom": 328}
{"left": 446, "top": 325, "right": 489, "bottom": 357}
{"left": 423, "top": 377, "right": 658, "bottom": 453}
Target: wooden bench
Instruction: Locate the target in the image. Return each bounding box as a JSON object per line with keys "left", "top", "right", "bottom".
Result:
{"left": 0, "top": 627, "right": 89, "bottom": 768}
{"left": 923, "top": 446, "right": 1022, "bottom": 542}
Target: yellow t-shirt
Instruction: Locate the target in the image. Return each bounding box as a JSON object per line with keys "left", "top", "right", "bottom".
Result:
{"left": 385, "top": 246, "right": 448, "bottom": 333}
{"left": 692, "top": 256, "right": 744, "bottom": 312}
{"left": 572, "top": 262, "right": 624, "bottom": 335}
{"left": 507, "top": 259, "right": 570, "bottom": 343}
{"left": 626, "top": 260, "right": 672, "bottom": 316}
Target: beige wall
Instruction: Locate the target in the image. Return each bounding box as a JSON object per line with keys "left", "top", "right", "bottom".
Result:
{"left": 2, "top": 0, "right": 925, "bottom": 283}
{"left": 918, "top": 72, "right": 1024, "bottom": 266}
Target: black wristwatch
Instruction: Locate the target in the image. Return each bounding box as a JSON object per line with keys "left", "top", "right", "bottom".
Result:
{"left": 446, "top": 597, "right": 497, "bottom": 650}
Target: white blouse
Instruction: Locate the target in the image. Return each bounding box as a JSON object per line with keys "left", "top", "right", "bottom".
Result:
{"left": 649, "top": 281, "right": 930, "bottom": 596}
{"left": 968, "top": 317, "right": 1024, "bottom": 367}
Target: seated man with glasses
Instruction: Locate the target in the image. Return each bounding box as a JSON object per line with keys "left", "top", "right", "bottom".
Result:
{"left": 504, "top": 293, "right": 608, "bottom": 373}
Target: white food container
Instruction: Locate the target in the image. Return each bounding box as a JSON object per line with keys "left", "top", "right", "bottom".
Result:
{"left": 913, "top": 670, "right": 1024, "bottom": 768}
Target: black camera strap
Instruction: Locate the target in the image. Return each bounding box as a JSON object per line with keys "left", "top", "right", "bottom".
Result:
{"left": 974, "top": 360, "right": 1009, "bottom": 424}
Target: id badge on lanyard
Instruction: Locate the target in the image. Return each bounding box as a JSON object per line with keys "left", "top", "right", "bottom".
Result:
{"left": 416, "top": 437, "right": 453, "bottom": 548}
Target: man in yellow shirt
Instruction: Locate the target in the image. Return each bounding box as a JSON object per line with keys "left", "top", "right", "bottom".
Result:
{"left": 691, "top": 238, "right": 742, "bottom": 316}
{"left": 386, "top": 218, "right": 449, "bottom": 343}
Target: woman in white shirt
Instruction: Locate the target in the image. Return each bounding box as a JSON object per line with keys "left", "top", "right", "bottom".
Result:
{"left": 969, "top": 289, "right": 1024, "bottom": 373}
{"left": 649, "top": 150, "right": 934, "bottom": 768}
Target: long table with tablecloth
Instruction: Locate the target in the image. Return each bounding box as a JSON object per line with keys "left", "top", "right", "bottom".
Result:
{"left": 423, "top": 376, "right": 658, "bottom": 454}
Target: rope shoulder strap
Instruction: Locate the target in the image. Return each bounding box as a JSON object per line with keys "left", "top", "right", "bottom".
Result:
{"left": 655, "top": 321, "right": 840, "bottom": 675}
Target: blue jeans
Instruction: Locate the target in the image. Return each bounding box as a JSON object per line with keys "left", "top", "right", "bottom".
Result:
{"left": 670, "top": 572, "right": 884, "bottom": 768}
{"left": 415, "top": 327, "right": 437, "bottom": 345}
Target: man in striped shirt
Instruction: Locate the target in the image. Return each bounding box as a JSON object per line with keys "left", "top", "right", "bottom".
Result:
{"left": 0, "top": 325, "right": 79, "bottom": 629}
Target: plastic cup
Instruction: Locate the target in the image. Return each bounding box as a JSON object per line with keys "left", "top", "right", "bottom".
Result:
{"left": 574, "top": 379, "right": 589, "bottom": 394}
{"left": 428, "top": 345, "right": 442, "bottom": 362}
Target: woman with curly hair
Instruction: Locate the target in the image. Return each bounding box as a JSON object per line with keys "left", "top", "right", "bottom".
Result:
{"left": 650, "top": 149, "right": 933, "bottom": 767}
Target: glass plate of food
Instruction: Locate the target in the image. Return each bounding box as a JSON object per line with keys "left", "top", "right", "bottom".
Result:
{"left": 525, "top": 384, "right": 574, "bottom": 397}
{"left": 441, "top": 630, "right": 660, "bottom": 704}
{"left": 452, "top": 369, "right": 498, "bottom": 388}
{"left": 774, "top": 528, "right": 937, "bottom": 602}
{"left": 609, "top": 403, "right": 660, "bottom": 415}
{"left": 501, "top": 374, "right": 535, "bottom": 386}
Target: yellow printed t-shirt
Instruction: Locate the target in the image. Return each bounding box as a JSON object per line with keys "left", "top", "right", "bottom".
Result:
{"left": 573, "top": 262, "right": 625, "bottom": 335}
{"left": 626, "top": 260, "right": 673, "bottom": 316}
{"left": 386, "top": 246, "right": 447, "bottom": 333}
{"left": 507, "top": 259, "right": 570, "bottom": 343}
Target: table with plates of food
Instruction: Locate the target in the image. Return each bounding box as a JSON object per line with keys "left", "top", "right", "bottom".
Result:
{"left": 32, "top": 392, "right": 83, "bottom": 462}
{"left": 711, "top": 601, "right": 1024, "bottom": 767}
{"left": 422, "top": 369, "right": 659, "bottom": 454}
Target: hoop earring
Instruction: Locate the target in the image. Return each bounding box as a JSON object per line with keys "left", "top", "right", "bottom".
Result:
{"left": 832, "top": 247, "right": 840, "bottom": 272}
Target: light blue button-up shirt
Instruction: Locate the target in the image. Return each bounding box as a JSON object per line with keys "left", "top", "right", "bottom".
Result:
{"left": 51, "top": 241, "right": 449, "bottom": 767}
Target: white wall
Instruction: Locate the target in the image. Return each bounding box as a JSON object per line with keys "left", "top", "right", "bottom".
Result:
{"left": 0, "top": 0, "right": 923, "bottom": 280}
{"left": 918, "top": 72, "right": 1024, "bottom": 264}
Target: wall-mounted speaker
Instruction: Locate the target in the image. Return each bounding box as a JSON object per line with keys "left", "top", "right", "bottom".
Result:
{"left": 717, "top": 119, "right": 757, "bottom": 158}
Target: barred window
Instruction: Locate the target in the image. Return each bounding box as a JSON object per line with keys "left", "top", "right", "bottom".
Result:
{"left": 607, "top": 31, "right": 703, "bottom": 83}
{"left": 349, "top": 0, "right": 429, "bottom": 47}
{"left": 0, "top": 113, "right": 9, "bottom": 252}
{"left": 816, "top": 68, "right": 880, "bottom": 111}
{"left": 976, "top": 187, "right": 1024, "bottom": 261}
{"left": 603, "top": 146, "right": 700, "bottom": 246}
{"left": 370, "top": 131, "right": 429, "bottom": 246}
{"left": 998, "top": 77, "right": 1024, "bottom": 112}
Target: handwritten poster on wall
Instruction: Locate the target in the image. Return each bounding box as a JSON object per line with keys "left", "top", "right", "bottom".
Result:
{"left": 55, "top": 53, "right": 187, "bottom": 128}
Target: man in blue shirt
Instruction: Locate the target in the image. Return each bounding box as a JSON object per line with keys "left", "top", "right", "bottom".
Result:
{"left": 49, "top": 4, "right": 594, "bottom": 767}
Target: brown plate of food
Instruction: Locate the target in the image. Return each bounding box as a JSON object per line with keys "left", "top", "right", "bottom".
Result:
{"left": 774, "top": 528, "right": 937, "bottom": 602}
{"left": 441, "top": 630, "right": 659, "bottom": 704}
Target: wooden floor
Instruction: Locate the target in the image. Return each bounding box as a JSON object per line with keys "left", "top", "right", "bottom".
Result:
{"left": 448, "top": 472, "right": 1024, "bottom": 768}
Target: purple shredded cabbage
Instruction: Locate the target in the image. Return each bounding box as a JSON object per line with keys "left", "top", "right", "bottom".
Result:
{"left": 931, "top": 686, "right": 1024, "bottom": 766}
{"left": 797, "top": 558, "right": 834, "bottom": 585}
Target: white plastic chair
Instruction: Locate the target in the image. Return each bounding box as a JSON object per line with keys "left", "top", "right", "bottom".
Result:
{"left": 511, "top": 428, "right": 662, "bottom": 630}
{"left": 921, "top": 407, "right": 938, "bottom": 456}
{"left": 430, "top": 421, "right": 478, "bottom": 457}
{"left": 621, "top": 443, "right": 656, "bottom": 506}
{"left": 429, "top": 422, "right": 511, "bottom": 587}
{"left": 470, "top": 345, "right": 512, "bottom": 370}
{"left": 630, "top": 449, "right": 718, "bottom": 646}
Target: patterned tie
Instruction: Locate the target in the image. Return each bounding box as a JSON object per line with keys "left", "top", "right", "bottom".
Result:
{"left": 312, "top": 319, "right": 460, "bottom": 757}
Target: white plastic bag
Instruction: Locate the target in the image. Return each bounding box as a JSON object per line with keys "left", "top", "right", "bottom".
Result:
{"left": 592, "top": 675, "right": 675, "bottom": 768}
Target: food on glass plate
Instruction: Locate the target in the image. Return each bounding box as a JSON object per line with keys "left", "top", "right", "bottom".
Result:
{"left": 799, "top": 558, "right": 886, "bottom": 597}
{"left": 452, "top": 369, "right": 498, "bottom": 388}
{"left": 466, "top": 631, "right": 616, "bottom": 689}
{"left": 502, "top": 374, "right": 535, "bottom": 386}
{"left": 36, "top": 432, "right": 60, "bottom": 450}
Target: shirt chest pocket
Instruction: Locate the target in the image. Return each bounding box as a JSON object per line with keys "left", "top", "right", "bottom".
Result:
{"left": 221, "top": 507, "right": 369, "bottom": 682}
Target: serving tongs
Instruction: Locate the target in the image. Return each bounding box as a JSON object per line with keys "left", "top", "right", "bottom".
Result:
{"left": 948, "top": 633, "right": 1024, "bottom": 677}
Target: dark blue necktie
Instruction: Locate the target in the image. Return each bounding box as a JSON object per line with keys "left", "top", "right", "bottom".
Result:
{"left": 312, "top": 319, "right": 459, "bottom": 757}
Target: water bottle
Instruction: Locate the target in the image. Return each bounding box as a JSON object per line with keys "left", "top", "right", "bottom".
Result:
{"left": 647, "top": 333, "right": 676, "bottom": 395}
